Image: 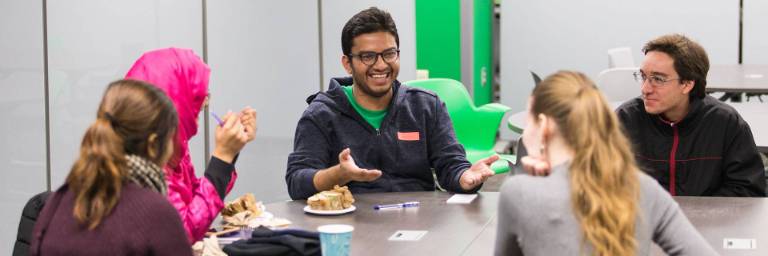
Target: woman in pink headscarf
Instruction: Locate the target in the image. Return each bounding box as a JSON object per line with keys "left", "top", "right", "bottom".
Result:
{"left": 125, "top": 48, "right": 256, "bottom": 243}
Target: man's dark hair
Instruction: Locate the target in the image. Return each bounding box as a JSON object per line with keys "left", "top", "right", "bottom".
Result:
{"left": 341, "top": 7, "right": 399, "bottom": 56}
{"left": 642, "top": 34, "right": 709, "bottom": 99}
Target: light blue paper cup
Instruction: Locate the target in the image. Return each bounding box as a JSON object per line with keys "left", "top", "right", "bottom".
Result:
{"left": 318, "top": 224, "right": 354, "bottom": 256}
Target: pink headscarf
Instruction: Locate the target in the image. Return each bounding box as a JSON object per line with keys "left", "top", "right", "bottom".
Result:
{"left": 126, "top": 48, "right": 228, "bottom": 243}
{"left": 125, "top": 47, "right": 210, "bottom": 174}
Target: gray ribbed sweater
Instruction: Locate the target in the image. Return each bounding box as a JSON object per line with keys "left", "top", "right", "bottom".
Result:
{"left": 494, "top": 164, "right": 717, "bottom": 256}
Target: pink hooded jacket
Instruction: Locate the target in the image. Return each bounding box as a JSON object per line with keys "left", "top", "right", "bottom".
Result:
{"left": 125, "top": 48, "right": 237, "bottom": 243}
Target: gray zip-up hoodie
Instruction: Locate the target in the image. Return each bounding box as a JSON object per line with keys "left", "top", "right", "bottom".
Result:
{"left": 285, "top": 77, "right": 475, "bottom": 199}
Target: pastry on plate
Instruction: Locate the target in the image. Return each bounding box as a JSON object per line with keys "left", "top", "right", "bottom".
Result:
{"left": 307, "top": 185, "right": 355, "bottom": 210}
{"left": 222, "top": 193, "right": 262, "bottom": 217}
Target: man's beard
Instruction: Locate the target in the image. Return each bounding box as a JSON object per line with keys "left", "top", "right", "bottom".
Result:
{"left": 351, "top": 65, "right": 394, "bottom": 98}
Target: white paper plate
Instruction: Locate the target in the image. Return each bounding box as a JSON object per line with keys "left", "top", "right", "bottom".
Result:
{"left": 255, "top": 211, "right": 274, "bottom": 219}
{"left": 303, "top": 205, "right": 356, "bottom": 215}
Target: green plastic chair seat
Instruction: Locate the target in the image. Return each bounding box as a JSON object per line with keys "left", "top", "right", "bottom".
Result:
{"left": 405, "top": 78, "right": 514, "bottom": 174}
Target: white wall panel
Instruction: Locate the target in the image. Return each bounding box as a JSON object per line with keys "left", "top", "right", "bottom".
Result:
{"left": 743, "top": 0, "right": 768, "bottom": 64}
{"left": 321, "top": 0, "right": 417, "bottom": 87}
{"left": 499, "top": 0, "right": 739, "bottom": 139}
{"left": 0, "top": 0, "right": 46, "bottom": 253}
{"left": 207, "top": 0, "right": 320, "bottom": 203}
{"left": 47, "top": 0, "right": 205, "bottom": 187}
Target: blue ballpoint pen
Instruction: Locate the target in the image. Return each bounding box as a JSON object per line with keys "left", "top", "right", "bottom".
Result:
{"left": 373, "top": 201, "right": 420, "bottom": 210}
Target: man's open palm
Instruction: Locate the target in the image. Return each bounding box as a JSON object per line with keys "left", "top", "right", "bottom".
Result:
{"left": 339, "top": 148, "right": 382, "bottom": 182}
{"left": 460, "top": 155, "right": 498, "bottom": 190}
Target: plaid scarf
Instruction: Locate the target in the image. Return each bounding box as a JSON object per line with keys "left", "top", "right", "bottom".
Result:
{"left": 125, "top": 154, "right": 167, "bottom": 195}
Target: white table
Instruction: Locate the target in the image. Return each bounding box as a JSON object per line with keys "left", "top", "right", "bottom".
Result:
{"left": 264, "top": 192, "right": 498, "bottom": 255}
{"left": 707, "top": 64, "right": 768, "bottom": 94}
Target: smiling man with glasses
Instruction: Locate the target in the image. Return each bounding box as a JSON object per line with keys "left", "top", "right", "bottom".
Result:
{"left": 285, "top": 7, "right": 496, "bottom": 200}
{"left": 616, "top": 34, "right": 765, "bottom": 197}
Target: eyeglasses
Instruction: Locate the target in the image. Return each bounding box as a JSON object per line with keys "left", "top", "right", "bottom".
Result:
{"left": 348, "top": 49, "right": 400, "bottom": 66}
{"left": 633, "top": 71, "right": 681, "bottom": 87}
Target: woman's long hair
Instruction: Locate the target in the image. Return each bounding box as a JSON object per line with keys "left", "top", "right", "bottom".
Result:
{"left": 66, "top": 79, "right": 177, "bottom": 229}
{"left": 531, "top": 71, "right": 640, "bottom": 256}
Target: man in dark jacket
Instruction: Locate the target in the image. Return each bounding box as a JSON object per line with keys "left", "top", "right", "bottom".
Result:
{"left": 616, "top": 34, "right": 766, "bottom": 197}
{"left": 285, "top": 7, "right": 496, "bottom": 200}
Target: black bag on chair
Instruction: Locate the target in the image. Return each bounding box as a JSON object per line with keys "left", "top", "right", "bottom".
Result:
{"left": 12, "top": 191, "right": 51, "bottom": 256}
{"left": 223, "top": 226, "right": 321, "bottom": 256}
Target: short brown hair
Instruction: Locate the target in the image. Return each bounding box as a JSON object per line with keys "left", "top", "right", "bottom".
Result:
{"left": 643, "top": 34, "right": 709, "bottom": 99}
{"left": 342, "top": 7, "right": 399, "bottom": 56}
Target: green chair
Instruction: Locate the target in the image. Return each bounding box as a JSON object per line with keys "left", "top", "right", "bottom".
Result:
{"left": 405, "top": 78, "right": 514, "bottom": 174}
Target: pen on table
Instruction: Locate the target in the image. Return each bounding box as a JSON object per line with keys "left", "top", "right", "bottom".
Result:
{"left": 373, "top": 201, "right": 420, "bottom": 210}
{"left": 210, "top": 111, "right": 224, "bottom": 126}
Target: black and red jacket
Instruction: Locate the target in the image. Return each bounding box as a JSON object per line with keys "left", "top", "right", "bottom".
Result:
{"left": 617, "top": 96, "right": 766, "bottom": 197}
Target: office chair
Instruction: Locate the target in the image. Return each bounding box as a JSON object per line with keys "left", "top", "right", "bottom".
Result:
{"left": 530, "top": 71, "right": 542, "bottom": 86}
{"left": 405, "top": 78, "right": 515, "bottom": 174}
{"left": 597, "top": 67, "right": 640, "bottom": 102}
{"left": 13, "top": 191, "right": 51, "bottom": 256}
{"left": 607, "top": 47, "right": 635, "bottom": 68}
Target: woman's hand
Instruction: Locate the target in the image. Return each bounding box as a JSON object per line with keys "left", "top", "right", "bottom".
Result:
{"left": 239, "top": 107, "right": 257, "bottom": 142}
{"left": 212, "top": 111, "right": 249, "bottom": 163}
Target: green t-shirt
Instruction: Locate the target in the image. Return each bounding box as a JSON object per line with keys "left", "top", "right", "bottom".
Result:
{"left": 342, "top": 86, "right": 388, "bottom": 130}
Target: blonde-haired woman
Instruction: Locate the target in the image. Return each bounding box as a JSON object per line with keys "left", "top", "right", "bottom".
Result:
{"left": 494, "top": 71, "right": 716, "bottom": 255}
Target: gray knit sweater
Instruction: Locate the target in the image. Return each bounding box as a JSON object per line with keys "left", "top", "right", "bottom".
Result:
{"left": 495, "top": 163, "right": 717, "bottom": 256}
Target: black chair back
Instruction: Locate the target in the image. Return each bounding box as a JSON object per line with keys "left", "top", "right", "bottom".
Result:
{"left": 13, "top": 191, "right": 51, "bottom": 256}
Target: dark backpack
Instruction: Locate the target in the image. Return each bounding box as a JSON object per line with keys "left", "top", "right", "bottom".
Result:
{"left": 12, "top": 191, "right": 51, "bottom": 256}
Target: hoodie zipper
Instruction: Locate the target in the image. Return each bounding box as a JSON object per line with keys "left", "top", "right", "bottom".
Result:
{"left": 668, "top": 122, "right": 679, "bottom": 196}
{"left": 338, "top": 91, "right": 392, "bottom": 173}
{"left": 322, "top": 82, "right": 400, "bottom": 172}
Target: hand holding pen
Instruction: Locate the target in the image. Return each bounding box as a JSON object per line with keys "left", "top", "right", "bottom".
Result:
{"left": 373, "top": 201, "right": 420, "bottom": 210}
{"left": 211, "top": 107, "right": 257, "bottom": 142}
{"left": 211, "top": 111, "right": 248, "bottom": 164}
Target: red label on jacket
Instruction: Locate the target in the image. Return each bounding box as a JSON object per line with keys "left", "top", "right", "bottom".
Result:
{"left": 398, "top": 131, "right": 420, "bottom": 141}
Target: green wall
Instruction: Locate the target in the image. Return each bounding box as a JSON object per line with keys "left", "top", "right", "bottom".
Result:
{"left": 415, "top": 0, "right": 462, "bottom": 82}
{"left": 473, "top": 0, "right": 493, "bottom": 105}
{"left": 415, "top": 0, "right": 494, "bottom": 105}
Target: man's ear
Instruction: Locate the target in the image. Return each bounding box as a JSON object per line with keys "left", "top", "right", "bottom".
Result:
{"left": 342, "top": 55, "right": 353, "bottom": 74}
{"left": 681, "top": 80, "right": 695, "bottom": 95}
{"left": 147, "top": 133, "right": 158, "bottom": 159}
